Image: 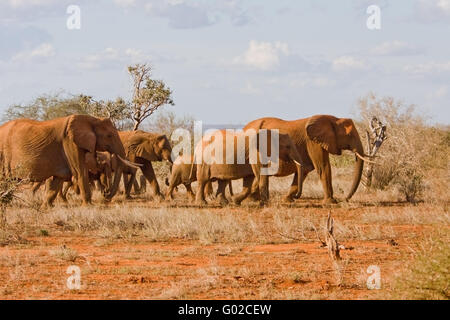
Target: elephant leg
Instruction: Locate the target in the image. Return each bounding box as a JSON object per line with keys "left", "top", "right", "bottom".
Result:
{"left": 205, "top": 181, "right": 214, "bottom": 199}
{"left": 32, "top": 181, "right": 44, "bottom": 195}
{"left": 228, "top": 180, "right": 234, "bottom": 196}
{"left": 284, "top": 168, "right": 311, "bottom": 202}
{"left": 140, "top": 162, "right": 164, "bottom": 202}
{"left": 310, "top": 149, "right": 336, "bottom": 204}
{"left": 232, "top": 176, "right": 253, "bottom": 205}
{"left": 133, "top": 178, "right": 140, "bottom": 194}
{"left": 165, "top": 183, "right": 175, "bottom": 201}
{"left": 139, "top": 175, "right": 146, "bottom": 193}
{"left": 248, "top": 179, "right": 261, "bottom": 202}
{"left": 216, "top": 180, "right": 229, "bottom": 206}
{"left": 165, "top": 173, "right": 179, "bottom": 201}
{"left": 259, "top": 174, "right": 270, "bottom": 205}
{"left": 195, "top": 179, "right": 208, "bottom": 205}
{"left": 99, "top": 174, "right": 108, "bottom": 194}
{"left": 284, "top": 173, "right": 298, "bottom": 202}
{"left": 124, "top": 171, "right": 136, "bottom": 199}
{"left": 61, "top": 180, "right": 73, "bottom": 200}
{"left": 185, "top": 183, "right": 196, "bottom": 202}
{"left": 44, "top": 177, "right": 64, "bottom": 207}
{"left": 58, "top": 182, "right": 68, "bottom": 203}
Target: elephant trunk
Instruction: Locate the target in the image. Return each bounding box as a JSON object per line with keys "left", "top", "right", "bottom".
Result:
{"left": 104, "top": 157, "right": 123, "bottom": 200}
{"left": 289, "top": 147, "right": 303, "bottom": 198}
{"left": 103, "top": 138, "right": 127, "bottom": 200}
{"left": 345, "top": 139, "right": 364, "bottom": 201}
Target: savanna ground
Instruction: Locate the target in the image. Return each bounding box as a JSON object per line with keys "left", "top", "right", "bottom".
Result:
{"left": 1, "top": 163, "right": 448, "bottom": 300}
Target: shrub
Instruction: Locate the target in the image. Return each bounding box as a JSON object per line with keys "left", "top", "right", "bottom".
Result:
{"left": 356, "top": 93, "right": 449, "bottom": 203}
{"left": 391, "top": 234, "right": 450, "bottom": 300}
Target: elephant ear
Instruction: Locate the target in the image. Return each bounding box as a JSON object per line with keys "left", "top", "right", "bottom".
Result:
{"left": 306, "top": 115, "right": 340, "bottom": 155}
{"left": 127, "top": 133, "right": 154, "bottom": 161}
{"left": 156, "top": 135, "right": 168, "bottom": 149}
{"left": 67, "top": 115, "right": 96, "bottom": 153}
{"left": 134, "top": 139, "right": 153, "bottom": 160}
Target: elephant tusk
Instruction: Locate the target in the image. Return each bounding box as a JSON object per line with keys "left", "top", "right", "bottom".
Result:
{"left": 117, "top": 155, "right": 143, "bottom": 169}
{"left": 354, "top": 152, "right": 378, "bottom": 165}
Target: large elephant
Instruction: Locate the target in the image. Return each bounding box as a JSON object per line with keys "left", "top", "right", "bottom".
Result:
{"left": 192, "top": 129, "right": 303, "bottom": 205}
{"left": 244, "top": 115, "right": 371, "bottom": 204}
{"left": 0, "top": 115, "right": 138, "bottom": 206}
{"left": 165, "top": 154, "right": 233, "bottom": 201}
{"left": 119, "top": 130, "right": 173, "bottom": 201}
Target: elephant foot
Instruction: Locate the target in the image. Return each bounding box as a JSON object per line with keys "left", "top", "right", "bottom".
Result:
{"left": 195, "top": 199, "right": 207, "bottom": 206}
{"left": 40, "top": 202, "right": 53, "bottom": 210}
{"left": 231, "top": 195, "right": 243, "bottom": 206}
{"left": 283, "top": 195, "right": 295, "bottom": 203}
{"left": 248, "top": 192, "right": 261, "bottom": 202}
{"left": 322, "top": 197, "right": 338, "bottom": 205}
{"left": 217, "top": 194, "right": 229, "bottom": 206}
{"left": 258, "top": 200, "right": 269, "bottom": 208}
{"left": 155, "top": 194, "right": 165, "bottom": 202}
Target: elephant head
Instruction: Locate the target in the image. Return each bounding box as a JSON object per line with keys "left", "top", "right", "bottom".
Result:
{"left": 65, "top": 115, "right": 140, "bottom": 201}
{"left": 305, "top": 115, "right": 366, "bottom": 200}
{"left": 125, "top": 131, "right": 173, "bottom": 164}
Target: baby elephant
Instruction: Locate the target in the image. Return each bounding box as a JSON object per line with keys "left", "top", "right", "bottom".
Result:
{"left": 165, "top": 154, "right": 233, "bottom": 202}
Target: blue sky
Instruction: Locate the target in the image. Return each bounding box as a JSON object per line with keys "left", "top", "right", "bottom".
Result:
{"left": 0, "top": 0, "right": 449, "bottom": 125}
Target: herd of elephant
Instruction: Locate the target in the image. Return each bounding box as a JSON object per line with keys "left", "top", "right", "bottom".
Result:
{"left": 0, "top": 114, "right": 372, "bottom": 208}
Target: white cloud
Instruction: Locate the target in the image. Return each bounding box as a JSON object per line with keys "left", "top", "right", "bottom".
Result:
{"left": 113, "top": 0, "right": 136, "bottom": 7}
{"left": 415, "top": 0, "right": 450, "bottom": 23}
{"left": 12, "top": 43, "right": 55, "bottom": 62}
{"left": 288, "top": 76, "right": 335, "bottom": 88}
{"left": 371, "top": 41, "right": 423, "bottom": 56}
{"left": 6, "top": 0, "right": 57, "bottom": 7}
{"left": 112, "top": 0, "right": 255, "bottom": 29}
{"left": 240, "top": 81, "right": 262, "bottom": 95}
{"left": 233, "top": 40, "right": 290, "bottom": 71}
{"left": 427, "top": 85, "right": 448, "bottom": 99}
{"left": 78, "top": 47, "right": 151, "bottom": 70}
{"left": 403, "top": 61, "right": 450, "bottom": 74}
{"left": 332, "top": 56, "right": 366, "bottom": 72}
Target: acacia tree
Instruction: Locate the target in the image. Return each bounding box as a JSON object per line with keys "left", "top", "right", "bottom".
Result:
{"left": 128, "top": 63, "right": 174, "bottom": 130}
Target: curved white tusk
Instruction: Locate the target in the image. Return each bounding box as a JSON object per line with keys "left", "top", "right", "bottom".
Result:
{"left": 354, "top": 152, "right": 378, "bottom": 164}
{"left": 293, "top": 160, "right": 302, "bottom": 166}
{"left": 117, "top": 155, "right": 143, "bottom": 169}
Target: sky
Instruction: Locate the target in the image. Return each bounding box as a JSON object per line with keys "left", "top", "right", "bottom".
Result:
{"left": 0, "top": 0, "right": 449, "bottom": 125}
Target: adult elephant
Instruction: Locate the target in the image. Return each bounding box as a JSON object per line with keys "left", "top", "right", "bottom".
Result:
{"left": 244, "top": 115, "right": 370, "bottom": 204}
{"left": 192, "top": 129, "right": 303, "bottom": 205}
{"left": 0, "top": 115, "right": 138, "bottom": 206}
{"left": 119, "top": 130, "right": 173, "bottom": 201}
